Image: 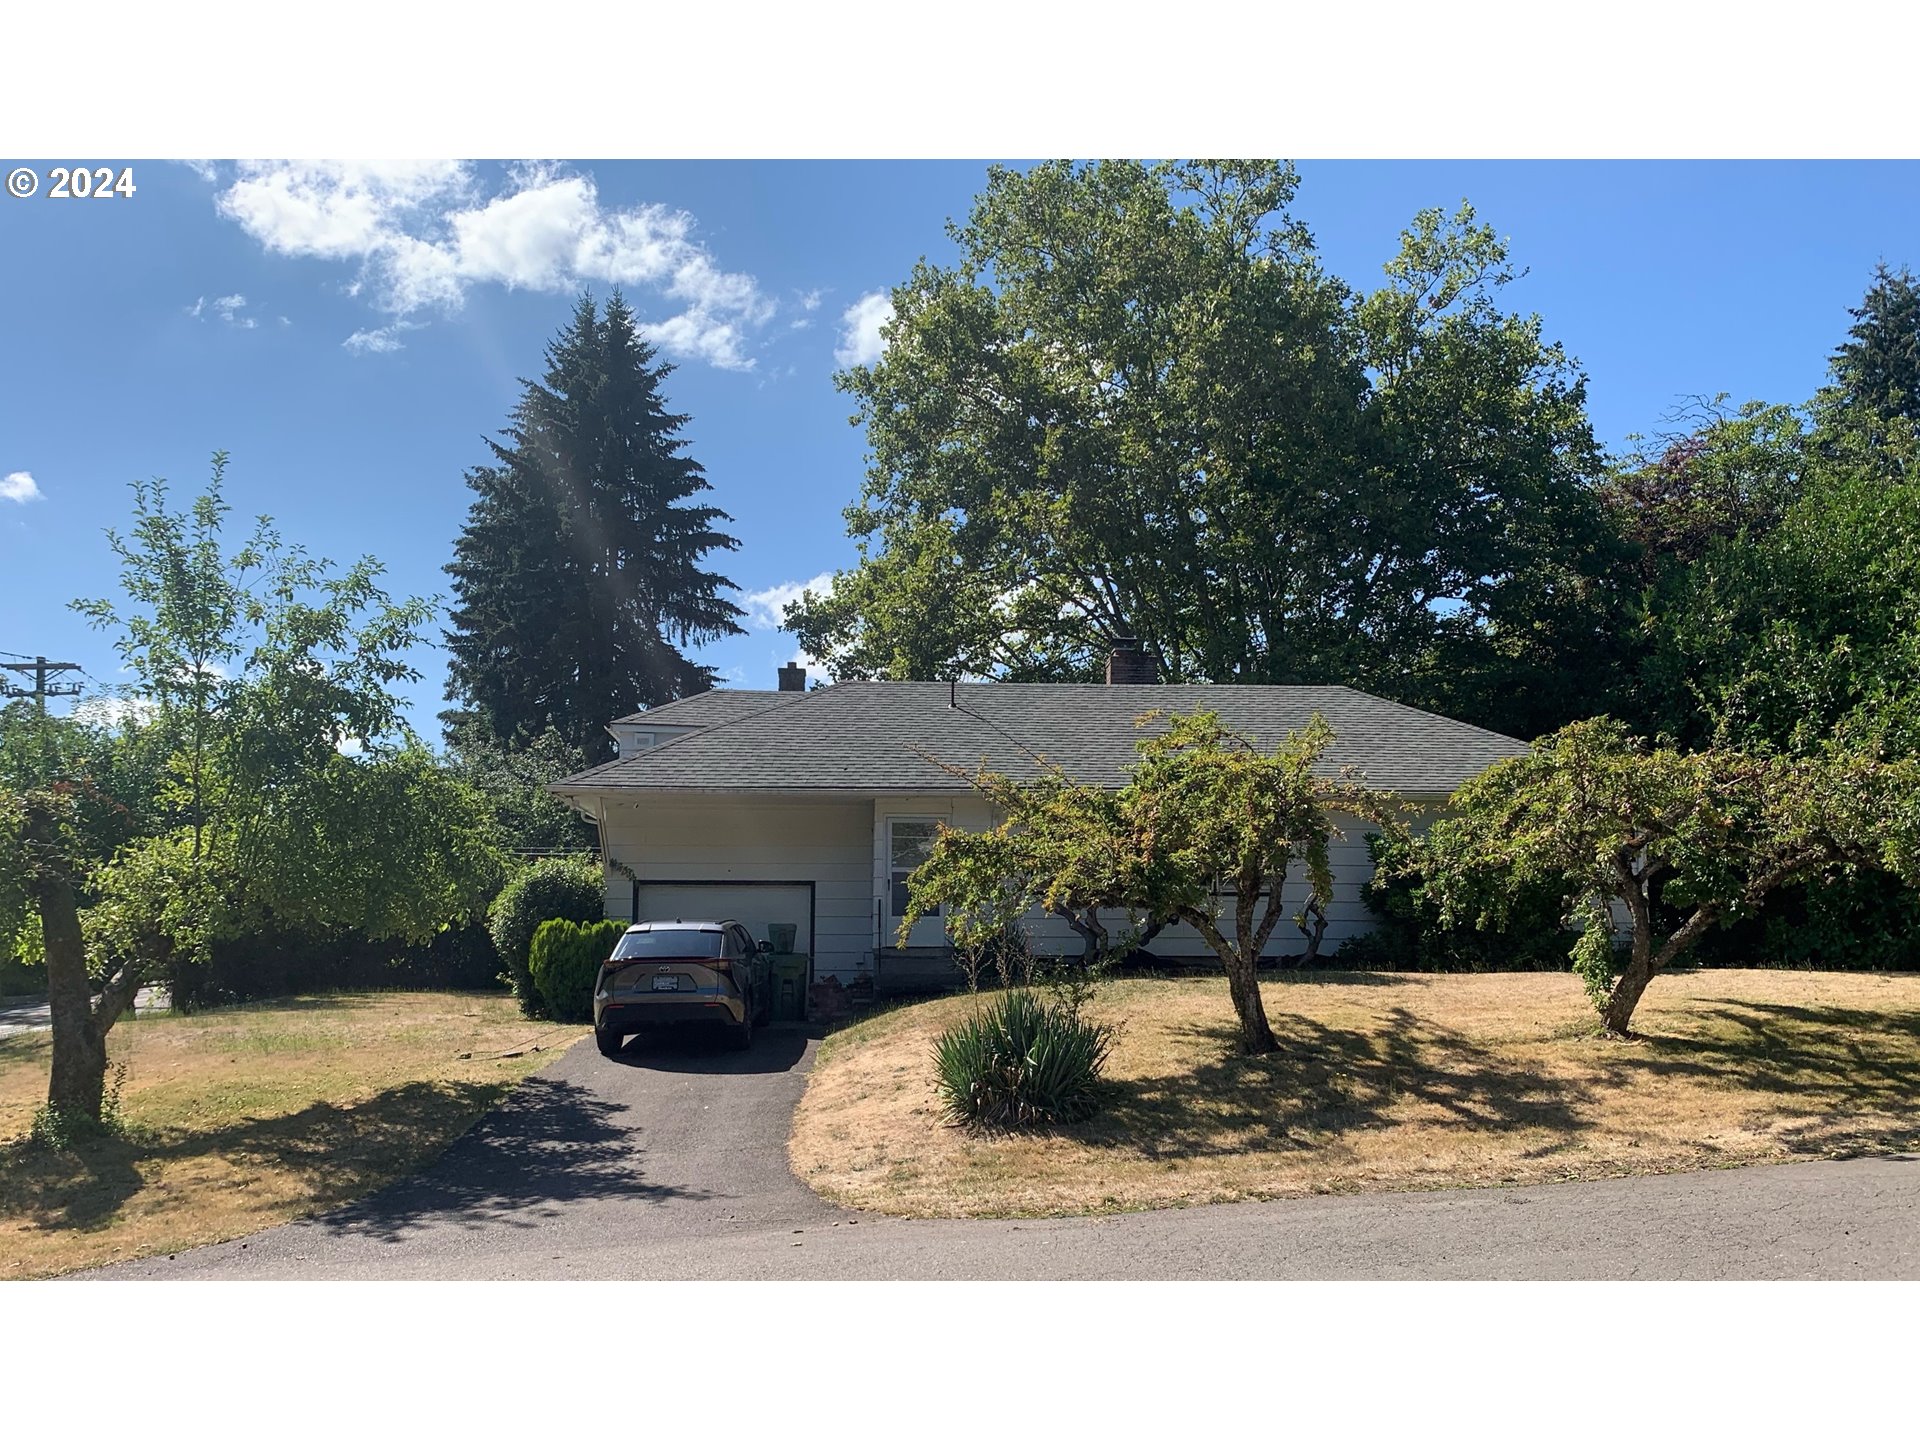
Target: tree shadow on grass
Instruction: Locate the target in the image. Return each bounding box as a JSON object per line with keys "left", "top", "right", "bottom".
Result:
{"left": 1617, "top": 998, "right": 1920, "bottom": 1155}
{"left": 0, "top": 1029, "right": 51, "bottom": 1064}
{"left": 1077, "top": 1006, "right": 1592, "bottom": 1161}
{"left": 1266, "top": 970, "right": 1421, "bottom": 988}
{"left": 2, "top": 1072, "right": 703, "bottom": 1243}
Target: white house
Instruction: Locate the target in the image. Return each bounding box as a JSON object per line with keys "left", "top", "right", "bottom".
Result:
{"left": 550, "top": 654, "right": 1531, "bottom": 992}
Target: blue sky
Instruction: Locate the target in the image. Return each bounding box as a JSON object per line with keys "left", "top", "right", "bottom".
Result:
{"left": 4, "top": 159, "right": 1917, "bottom": 736}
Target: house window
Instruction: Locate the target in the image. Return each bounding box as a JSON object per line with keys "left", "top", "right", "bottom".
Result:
{"left": 889, "top": 818, "right": 942, "bottom": 920}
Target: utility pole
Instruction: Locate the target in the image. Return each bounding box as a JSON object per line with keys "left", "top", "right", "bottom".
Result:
{"left": 0, "top": 656, "right": 83, "bottom": 715}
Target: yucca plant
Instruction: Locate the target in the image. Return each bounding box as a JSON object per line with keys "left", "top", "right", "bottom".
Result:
{"left": 934, "top": 988, "right": 1112, "bottom": 1129}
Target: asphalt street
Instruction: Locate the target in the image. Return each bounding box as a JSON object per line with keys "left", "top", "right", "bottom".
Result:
{"left": 90, "top": 1026, "right": 1920, "bottom": 1281}
{"left": 0, "top": 998, "right": 51, "bottom": 1040}
{"left": 1, "top": 989, "right": 168, "bottom": 1039}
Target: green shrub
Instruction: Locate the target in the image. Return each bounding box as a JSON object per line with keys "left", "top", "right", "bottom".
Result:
{"left": 1, "top": 922, "right": 45, "bottom": 998}
{"left": 1697, "top": 870, "right": 1920, "bottom": 970}
{"left": 933, "top": 988, "right": 1112, "bottom": 1129}
{"left": 487, "top": 855, "right": 605, "bottom": 1016}
{"left": 29, "top": 1063, "right": 128, "bottom": 1150}
{"left": 1339, "top": 831, "right": 1572, "bottom": 973}
{"left": 164, "top": 917, "right": 505, "bottom": 1012}
{"left": 529, "top": 918, "right": 627, "bottom": 1023}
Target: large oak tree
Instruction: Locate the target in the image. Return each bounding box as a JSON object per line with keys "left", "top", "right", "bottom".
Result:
{"left": 790, "top": 160, "right": 1622, "bottom": 739}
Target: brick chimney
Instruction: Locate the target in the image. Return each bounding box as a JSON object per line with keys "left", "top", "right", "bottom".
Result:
{"left": 1105, "top": 634, "right": 1160, "bottom": 684}
{"left": 777, "top": 662, "right": 807, "bottom": 692}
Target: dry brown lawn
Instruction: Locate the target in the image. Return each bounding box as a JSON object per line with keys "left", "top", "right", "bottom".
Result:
{"left": 790, "top": 969, "right": 1920, "bottom": 1218}
{"left": 0, "top": 993, "right": 581, "bottom": 1278}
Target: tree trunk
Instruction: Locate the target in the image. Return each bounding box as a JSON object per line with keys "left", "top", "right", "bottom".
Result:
{"left": 1065, "top": 908, "right": 1106, "bottom": 967}
{"left": 1602, "top": 950, "right": 1656, "bottom": 1037}
{"left": 1604, "top": 879, "right": 1729, "bottom": 1037}
{"left": 1184, "top": 905, "right": 1278, "bottom": 1054}
{"left": 1222, "top": 951, "right": 1278, "bottom": 1054}
{"left": 27, "top": 804, "right": 107, "bottom": 1123}
{"left": 1292, "top": 898, "right": 1329, "bottom": 969}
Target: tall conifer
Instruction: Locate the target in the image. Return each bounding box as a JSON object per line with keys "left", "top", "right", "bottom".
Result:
{"left": 1831, "top": 262, "right": 1920, "bottom": 434}
{"left": 445, "top": 294, "right": 744, "bottom": 762}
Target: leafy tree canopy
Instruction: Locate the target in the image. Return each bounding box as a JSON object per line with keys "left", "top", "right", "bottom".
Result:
{"left": 790, "top": 160, "right": 1619, "bottom": 739}
{"left": 1637, "top": 422, "right": 1920, "bottom": 753}
{"left": 903, "top": 710, "right": 1406, "bottom": 1054}
{"left": 440, "top": 719, "right": 594, "bottom": 855}
{"left": 1421, "top": 718, "right": 1920, "bottom": 1035}
{"left": 1599, "top": 396, "right": 1809, "bottom": 582}
{"left": 16, "top": 455, "right": 509, "bottom": 1125}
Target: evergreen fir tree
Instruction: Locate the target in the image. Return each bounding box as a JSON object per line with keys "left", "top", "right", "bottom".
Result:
{"left": 445, "top": 293, "right": 745, "bottom": 763}
{"left": 1831, "top": 262, "right": 1920, "bottom": 434}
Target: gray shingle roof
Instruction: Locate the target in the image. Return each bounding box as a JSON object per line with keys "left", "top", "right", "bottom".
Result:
{"left": 610, "top": 689, "right": 800, "bottom": 727}
{"left": 557, "top": 682, "right": 1528, "bottom": 797}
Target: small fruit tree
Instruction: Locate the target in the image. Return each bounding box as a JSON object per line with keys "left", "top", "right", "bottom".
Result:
{"left": 1421, "top": 718, "right": 1920, "bottom": 1035}
{"left": 904, "top": 711, "right": 1406, "bottom": 1055}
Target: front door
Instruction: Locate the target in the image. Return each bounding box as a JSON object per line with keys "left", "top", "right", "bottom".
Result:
{"left": 887, "top": 817, "right": 948, "bottom": 948}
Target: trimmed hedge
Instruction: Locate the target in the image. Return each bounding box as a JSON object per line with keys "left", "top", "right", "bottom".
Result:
{"left": 487, "top": 855, "right": 606, "bottom": 1017}
{"left": 163, "top": 920, "right": 504, "bottom": 1012}
{"left": 529, "top": 918, "right": 628, "bottom": 1023}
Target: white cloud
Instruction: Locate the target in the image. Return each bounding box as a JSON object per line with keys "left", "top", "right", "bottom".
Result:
{"left": 342, "top": 320, "right": 426, "bottom": 355}
{"left": 798, "top": 289, "right": 823, "bottom": 311}
{"left": 211, "top": 160, "right": 774, "bottom": 370}
{"left": 1, "top": 471, "right": 42, "bottom": 504}
{"left": 742, "top": 571, "right": 835, "bottom": 629}
{"left": 188, "top": 293, "right": 258, "bottom": 328}
{"left": 213, "top": 293, "right": 256, "bottom": 328}
{"left": 834, "top": 291, "right": 894, "bottom": 368}
{"left": 72, "top": 694, "right": 155, "bottom": 729}
{"left": 218, "top": 160, "right": 470, "bottom": 261}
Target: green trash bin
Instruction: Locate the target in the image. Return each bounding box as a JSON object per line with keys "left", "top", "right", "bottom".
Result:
{"left": 770, "top": 953, "right": 810, "bottom": 1022}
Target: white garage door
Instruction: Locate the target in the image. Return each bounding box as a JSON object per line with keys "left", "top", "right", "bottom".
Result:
{"left": 632, "top": 884, "right": 812, "bottom": 955}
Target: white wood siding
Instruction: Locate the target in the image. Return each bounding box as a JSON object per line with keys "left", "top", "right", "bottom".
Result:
{"left": 596, "top": 789, "right": 1446, "bottom": 980}
{"left": 598, "top": 795, "right": 874, "bottom": 980}
{"left": 875, "top": 794, "right": 1440, "bottom": 961}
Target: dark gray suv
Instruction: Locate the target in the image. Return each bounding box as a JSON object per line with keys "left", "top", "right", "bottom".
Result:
{"left": 593, "top": 920, "right": 771, "bottom": 1057}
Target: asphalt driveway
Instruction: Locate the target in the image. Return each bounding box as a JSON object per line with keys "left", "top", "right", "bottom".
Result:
{"left": 91, "top": 1028, "right": 1920, "bottom": 1280}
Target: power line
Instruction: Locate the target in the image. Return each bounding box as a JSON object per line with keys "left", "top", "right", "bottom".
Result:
{"left": 0, "top": 655, "right": 84, "bottom": 714}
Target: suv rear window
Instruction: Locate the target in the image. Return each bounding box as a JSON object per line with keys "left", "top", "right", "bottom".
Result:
{"left": 610, "top": 929, "right": 725, "bottom": 960}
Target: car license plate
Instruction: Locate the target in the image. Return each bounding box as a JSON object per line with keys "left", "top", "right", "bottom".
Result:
{"left": 652, "top": 974, "right": 679, "bottom": 992}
